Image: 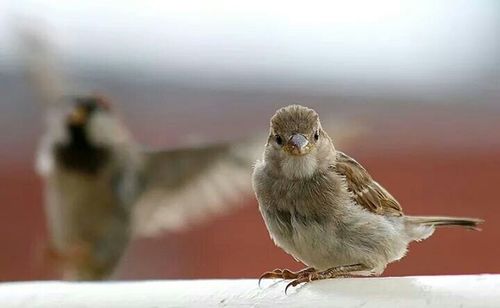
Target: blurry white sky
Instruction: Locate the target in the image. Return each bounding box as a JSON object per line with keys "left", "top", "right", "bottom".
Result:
{"left": 1, "top": 0, "right": 499, "bottom": 94}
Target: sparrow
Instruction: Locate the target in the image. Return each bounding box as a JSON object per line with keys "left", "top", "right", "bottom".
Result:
{"left": 16, "top": 26, "right": 262, "bottom": 279}
{"left": 36, "top": 94, "right": 261, "bottom": 280}
{"left": 252, "top": 104, "right": 483, "bottom": 292}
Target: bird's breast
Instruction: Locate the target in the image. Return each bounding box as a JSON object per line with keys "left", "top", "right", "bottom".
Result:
{"left": 280, "top": 155, "right": 318, "bottom": 179}
{"left": 255, "top": 164, "right": 390, "bottom": 269}
{"left": 45, "top": 166, "right": 129, "bottom": 248}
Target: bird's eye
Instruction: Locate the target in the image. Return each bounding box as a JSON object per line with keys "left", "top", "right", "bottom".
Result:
{"left": 275, "top": 135, "right": 283, "bottom": 146}
{"left": 314, "top": 130, "right": 319, "bottom": 141}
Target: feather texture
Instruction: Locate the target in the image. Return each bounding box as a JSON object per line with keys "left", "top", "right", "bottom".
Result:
{"left": 131, "top": 138, "right": 262, "bottom": 236}
{"left": 333, "top": 151, "right": 403, "bottom": 216}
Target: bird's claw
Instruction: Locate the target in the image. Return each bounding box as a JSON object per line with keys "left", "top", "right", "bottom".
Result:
{"left": 284, "top": 271, "right": 318, "bottom": 294}
{"left": 283, "top": 268, "right": 360, "bottom": 293}
{"left": 259, "top": 267, "right": 316, "bottom": 288}
{"left": 258, "top": 269, "right": 288, "bottom": 287}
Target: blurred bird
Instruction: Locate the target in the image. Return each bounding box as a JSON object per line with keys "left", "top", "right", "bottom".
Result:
{"left": 36, "top": 94, "right": 264, "bottom": 280}
{"left": 17, "top": 26, "right": 259, "bottom": 279}
{"left": 18, "top": 26, "right": 362, "bottom": 280}
{"left": 253, "top": 105, "right": 483, "bottom": 292}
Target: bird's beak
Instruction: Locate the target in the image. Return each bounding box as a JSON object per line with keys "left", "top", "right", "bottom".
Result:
{"left": 68, "top": 107, "right": 87, "bottom": 126}
{"left": 285, "top": 134, "right": 311, "bottom": 156}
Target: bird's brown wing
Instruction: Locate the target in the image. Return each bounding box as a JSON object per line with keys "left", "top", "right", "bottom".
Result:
{"left": 131, "top": 137, "right": 263, "bottom": 237}
{"left": 333, "top": 151, "right": 403, "bottom": 216}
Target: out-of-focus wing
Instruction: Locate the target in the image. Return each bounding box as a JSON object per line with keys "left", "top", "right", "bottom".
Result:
{"left": 131, "top": 117, "right": 364, "bottom": 237}
{"left": 16, "top": 26, "right": 68, "bottom": 175}
{"left": 15, "top": 24, "right": 66, "bottom": 107}
{"left": 131, "top": 136, "right": 263, "bottom": 237}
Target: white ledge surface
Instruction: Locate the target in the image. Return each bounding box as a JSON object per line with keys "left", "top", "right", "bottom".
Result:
{"left": 1, "top": 275, "right": 499, "bottom": 307}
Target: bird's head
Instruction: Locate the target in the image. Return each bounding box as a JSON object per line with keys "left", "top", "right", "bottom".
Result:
{"left": 67, "top": 95, "right": 110, "bottom": 127}
{"left": 265, "top": 105, "right": 335, "bottom": 179}
{"left": 38, "top": 95, "right": 133, "bottom": 175}
{"left": 64, "top": 95, "right": 130, "bottom": 148}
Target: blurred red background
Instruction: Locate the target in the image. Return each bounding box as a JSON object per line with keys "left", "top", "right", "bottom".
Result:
{"left": 1, "top": 0, "right": 499, "bottom": 281}
{"left": 1, "top": 99, "right": 498, "bottom": 281}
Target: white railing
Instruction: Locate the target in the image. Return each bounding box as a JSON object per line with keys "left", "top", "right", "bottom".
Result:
{"left": 0, "top": 275, "right": 498, "bottom": 307}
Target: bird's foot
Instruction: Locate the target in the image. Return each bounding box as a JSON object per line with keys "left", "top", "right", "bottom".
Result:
{"left": 37, "top": 241, "right": 91, "bottom": 279}
{"left": 65, "top": 242, "right": 92, "bottom": 266}
{"left": 43, "top": 242, "right": 91, "bottom": 269}
{"left": 285, "top": 263, "right": 368, "bottom": 293}
{"left": 258, "top": 267, "right": 315, "bottom": 286}
{"left": 39, "top": 242, "right": 64, "bottom": 269}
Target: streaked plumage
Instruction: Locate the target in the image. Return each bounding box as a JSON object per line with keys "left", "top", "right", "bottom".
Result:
{"left": 253, "top": 105, "right": 483, "bottom": 291}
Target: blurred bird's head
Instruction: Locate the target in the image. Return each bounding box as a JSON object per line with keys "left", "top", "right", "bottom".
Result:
{"left": 265, "top": 105, "right": 335, "bottom": 179}
{"left": 64, "top": 95, "right": 130, "bottom": 148}
{"left": 49, "top": 95, "right": 132, "bottom": 174}
{"left": 67, "top": 96, "right": 110, "bottom": 127}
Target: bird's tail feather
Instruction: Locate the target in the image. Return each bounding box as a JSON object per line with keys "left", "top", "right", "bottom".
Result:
{"left": 406, "top": 215, "right": 484, "bottom": 231}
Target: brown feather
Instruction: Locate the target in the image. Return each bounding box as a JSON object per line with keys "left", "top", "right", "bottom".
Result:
{"left": 332, "top": 151, "right": 403, "bottom": 216}
{"left": 406, "top": 216, "right": 484, "bottom": 231}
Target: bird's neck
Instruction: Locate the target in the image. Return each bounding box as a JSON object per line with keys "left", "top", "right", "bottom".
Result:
{"left": 280, "top": 154, "right": 318, "bottom": 179}
{"left": 270, "top": 144, "right": 335, "bottom": 180}
{"left": 54, "top": 125, "right": 111, "bottom": 174}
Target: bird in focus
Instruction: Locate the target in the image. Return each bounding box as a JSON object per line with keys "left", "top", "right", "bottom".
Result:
{"left": 252, "top": 105, "right": 483, "bottom": 292}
